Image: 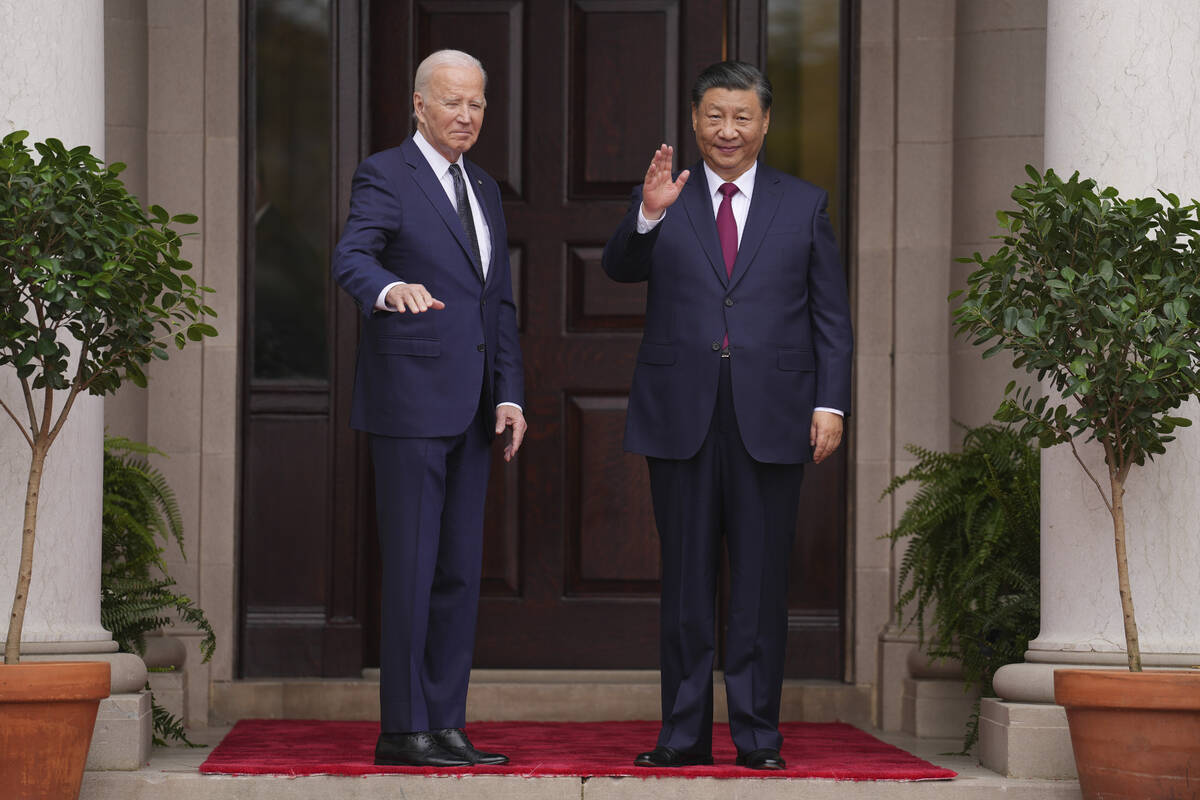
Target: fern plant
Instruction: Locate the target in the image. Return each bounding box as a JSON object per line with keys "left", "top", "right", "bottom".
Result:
{"left": 101, "top": 435, "right": 215, "bottom": 746}
{"left": 882, "top": 423, "right": 1040, "bottom": 752}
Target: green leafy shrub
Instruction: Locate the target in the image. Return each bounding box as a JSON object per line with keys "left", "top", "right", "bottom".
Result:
{"left": 101, "top": 435, "right": 214, "bottom": 746}
{"left": 884, "top": 424, "right": 1040, "bottom": 751}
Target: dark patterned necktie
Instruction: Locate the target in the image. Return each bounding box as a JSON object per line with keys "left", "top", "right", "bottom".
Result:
{"left": 448, "top": 163, "right": 483, "bottom": 277}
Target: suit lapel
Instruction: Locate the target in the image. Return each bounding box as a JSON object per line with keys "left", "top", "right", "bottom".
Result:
{"left": 680, "top": 164, "right": 729, "bottom": 287}
{"left": 728, "top": 165, "right": 782, "bottom": 290}
{"left": 402, "top": 137, "right": 485, "bottom": 284}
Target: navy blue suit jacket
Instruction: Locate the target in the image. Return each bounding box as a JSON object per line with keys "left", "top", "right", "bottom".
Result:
{"left": 602, "top": 162, "right": 853, "bottom": 464}
{"left": 333, "top": 135, "right": 524, "bottom": 438}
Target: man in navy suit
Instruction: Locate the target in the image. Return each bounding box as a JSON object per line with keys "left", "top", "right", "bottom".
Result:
{"left": 603, "top": 61, "right": 853, "bottom": 771}
{"left": 333, "top": 50, "right": 525, "bottom": 768}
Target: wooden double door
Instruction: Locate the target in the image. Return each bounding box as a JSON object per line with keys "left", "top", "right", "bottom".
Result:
{"left": 240, "top": 0, "right": 846, "bottom": 679}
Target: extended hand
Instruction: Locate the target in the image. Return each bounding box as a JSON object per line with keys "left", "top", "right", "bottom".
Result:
{"left": 641, "top": 144, "right": 690, "bottom": 220}
{"left": 495, "top": 405, "right": 527, "bottom": 462}
{"left": 810, "top": 410, "right": 843, "bottom": 465}
{"left": 386, "top": 283, "right": 445, "bottom": 313}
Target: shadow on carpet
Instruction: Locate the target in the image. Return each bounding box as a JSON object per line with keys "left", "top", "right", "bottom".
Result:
{"left": 200, "top": 720, "right": 957, "bottom": 781}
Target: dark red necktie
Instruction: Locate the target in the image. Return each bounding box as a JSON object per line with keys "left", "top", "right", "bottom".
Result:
{"left": 717, "top": 182, "right": 738, "bottom": 277}
{"left": 717, "top": 182, "right": 738, "bottom": 347}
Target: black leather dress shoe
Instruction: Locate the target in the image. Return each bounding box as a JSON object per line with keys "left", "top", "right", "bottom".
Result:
{"left": 736, "top": 748, "right": 786, "bottom": 770}
{"left": 374, "top": 732, "right": 472, "bottom": 767}
{"left": 634, "top": 745, "right": 714, "bottom": 767}
{"left": 432, "top": 727, "right": 509, "bottom": 765}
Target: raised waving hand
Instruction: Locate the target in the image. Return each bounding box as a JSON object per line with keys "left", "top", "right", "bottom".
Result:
{"left": 641, "top": 144, "right": 690, "bottom": 220}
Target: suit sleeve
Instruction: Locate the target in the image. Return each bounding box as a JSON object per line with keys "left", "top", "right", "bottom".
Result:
{"left": 332, "top": 158, "right": 405, "bottom": 317}
{"left": 489, "top": 182, "right": 525, "bottom": 409}
{"left": 808, "top": 190, "right": 854, "bottom": 414}
{"left": 602, "top": 185, "right": 662, "bottom": 283}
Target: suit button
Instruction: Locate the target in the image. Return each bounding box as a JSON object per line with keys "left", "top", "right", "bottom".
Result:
{"left": 711, "top": 342, "right": 721, "bottom": 351}
{"left": 480, "top": 299, "right": 486, "bottom": 307}
{"left": 477, "top": 344, "right": 486, "bottom": 352}
{"left": 724, "top": 297, "right": 734, "bottom": 307}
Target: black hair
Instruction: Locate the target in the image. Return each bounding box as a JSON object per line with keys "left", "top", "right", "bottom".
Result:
{"left": 690, "top": 61, "right": 773, "bottom": 112}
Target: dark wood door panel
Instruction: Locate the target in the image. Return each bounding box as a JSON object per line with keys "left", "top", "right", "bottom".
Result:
{"left": 241, "top": 406, "right": 333, "bottom": 676}
{"left": 242, "top": 410, "right": 331, "bottom": 609}
{"left": 569, "top": 0, "right": 680, "bottom": 197}
{"left": 481, "top": 445, "right": 521, "bottom": 596}
{"left": 565, "top": 394, "right": 660, "bottom": 595}
{"left": 475, "top": 599, "right": 660, "bottom": 667}
{"left": 567, "top": 244, "right": 648, "bottom": 331}
{"left": 416, "top": 0, "right": 525, "bottom": 195}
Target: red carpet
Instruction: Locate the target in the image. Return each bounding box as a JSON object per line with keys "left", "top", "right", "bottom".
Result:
{"left": 200, "top": 720, "right": 957, "bottom": 781}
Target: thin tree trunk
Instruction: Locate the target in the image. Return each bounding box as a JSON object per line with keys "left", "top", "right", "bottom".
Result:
{"left": 3, "top": 438, "right": 48, "bottom": 665}
{"left": 1110, "top": 466, "right": 1141, "bottom": 671}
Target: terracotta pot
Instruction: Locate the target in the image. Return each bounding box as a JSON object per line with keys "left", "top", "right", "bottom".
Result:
{"left": 1054, "top": 668, "right": 1200, "bottom": 799}
{"left": 0, "top": 661, "right": 111, "bottom": 800}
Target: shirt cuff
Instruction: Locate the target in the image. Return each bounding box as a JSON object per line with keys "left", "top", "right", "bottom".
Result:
{"left": 636, "top": 203, "right": 666, "bottom": 234}
{"left": 814, "top": 407, "right": 844, "bottom": 417}
{"left": 375, "top": 281, "right": 405, "bottom": 311}
{"left": 496, "top": 402, "right": 523, "bottom": 413}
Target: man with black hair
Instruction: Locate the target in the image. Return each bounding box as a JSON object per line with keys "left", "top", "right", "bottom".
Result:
{"left": 603, "top": 60, "right": 853, "bottom": 771}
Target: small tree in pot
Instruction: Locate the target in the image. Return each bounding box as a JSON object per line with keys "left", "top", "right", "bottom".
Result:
{"left": 1, "top": 131, "right": 216, "bottom": 664}
{"left": 953, "top": 166, "right": 1200, "bottom": 796}
{"left": 0, "top": 131, "right": 215, "bottom": 795}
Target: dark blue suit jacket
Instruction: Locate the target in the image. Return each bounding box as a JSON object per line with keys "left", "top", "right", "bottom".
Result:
{"left": 333, "top": 135, "right": 524, "bottom": 438}
{"left": 602, "top": 162, "right": 853, "bottom": 464}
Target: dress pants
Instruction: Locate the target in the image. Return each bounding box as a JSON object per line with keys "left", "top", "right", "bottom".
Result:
{"left": 370, "top": 405, "right": 491, "bottom": 734}
{"left": 647, "top": 357, "right": 805, "bottom": 756}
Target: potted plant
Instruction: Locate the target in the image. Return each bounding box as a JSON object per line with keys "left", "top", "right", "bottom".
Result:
{"left": 0, "top": 131, "right": 216, "bottom": 797}
{"left": 953, "top": 166, "right": 1200, "bottom": 798}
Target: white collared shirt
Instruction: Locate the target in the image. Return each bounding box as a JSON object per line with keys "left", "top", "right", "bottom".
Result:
{"left": 412, "top": 129, "right": 492, "bottom": 276}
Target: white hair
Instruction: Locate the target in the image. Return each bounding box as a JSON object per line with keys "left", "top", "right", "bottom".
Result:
{"left": 413, "top": 50, "right": 488, "bottom": 98}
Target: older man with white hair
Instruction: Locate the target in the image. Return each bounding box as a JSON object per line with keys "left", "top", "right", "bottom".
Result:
{"left": 333, "top": 49, "right": 525, "bottom": 768}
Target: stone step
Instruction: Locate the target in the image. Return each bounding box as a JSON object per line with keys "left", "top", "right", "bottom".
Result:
{"left": 211, "top": 670, "right": 874, "bottom": 725}
{"left": 80, "top": 728, "right": 1082, "bottom": 800}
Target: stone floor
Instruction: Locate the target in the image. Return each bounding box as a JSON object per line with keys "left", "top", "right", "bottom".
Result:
{"left": 80, "top": 727, "right": 1082, "bottom": 800}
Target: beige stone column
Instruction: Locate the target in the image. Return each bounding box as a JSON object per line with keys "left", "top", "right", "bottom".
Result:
{"left": 981, "top": 0, "right": 1200, "bottom": 779}
{"left": 896, "top": 0, "right": 1048, "bottom": 742}
{"left": 873, "top": 0, "right": 957, "bottom": 732}
{"left": 0, "top": 0, "right": 149, "bottom": 770}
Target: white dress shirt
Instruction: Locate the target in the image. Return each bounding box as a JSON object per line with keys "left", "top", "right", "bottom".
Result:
{"left": 635, "top": 161, "right": 843, "bottom": 418}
